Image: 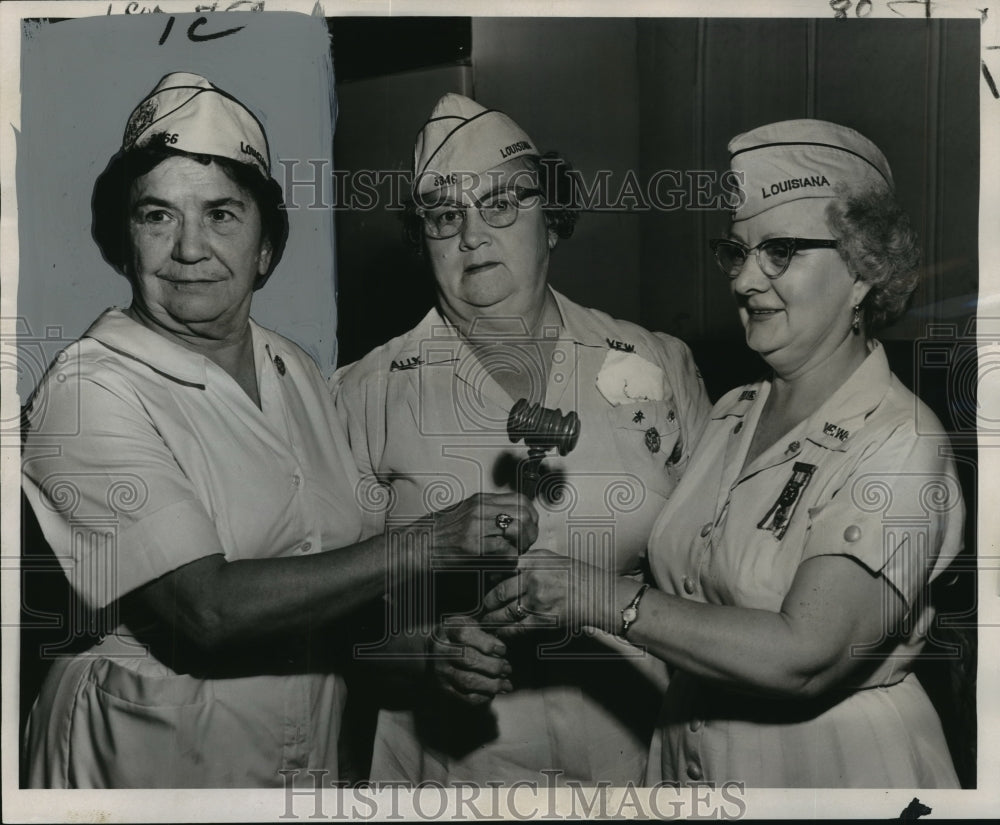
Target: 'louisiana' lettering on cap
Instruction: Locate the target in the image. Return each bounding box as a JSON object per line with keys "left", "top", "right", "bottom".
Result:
{"left": 241, "top": 141, "right": 267, "bottom": 171}
{"left": 500, "top": 140, "right": 532, "bottom": 159}
{"left": 761, "top": 174, "right": 831, "bottom": 199}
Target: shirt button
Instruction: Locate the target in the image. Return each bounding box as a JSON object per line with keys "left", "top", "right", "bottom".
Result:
{"left": 668, "top": 410, "right": 676, "bottom": 421}
{"left": 689, "top": 718, "right": 703, "bottom": 732}
{"left": 788, "top": 440, "right": 801, "bottom": 452}
{"left": 683, "top": 576, "right": 696, "bottom": 595}
{"left": 700, "top": 522, "right": 712, "bottom": 537}
{"left": 686, "top": 763, "right": 703, "bottom": 781}
{"left": 292, "top": 474, "right": 301, "bottom": 488}
{"left": 844, "top": 525, "right": 862, "bottom": 542}
{"left": 301, "top": 541, "right": 313, "bottom": 553}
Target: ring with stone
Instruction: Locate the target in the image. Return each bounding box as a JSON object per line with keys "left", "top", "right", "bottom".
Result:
{"left": 514, "top": 603, "right": 527, "bottom": 619}
{"left": 495, "top": 513, "right": 514, "bottom": 535}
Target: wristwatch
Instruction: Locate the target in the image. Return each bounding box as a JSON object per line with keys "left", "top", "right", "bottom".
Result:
{"left": 620, "top": 583, "right": 650, "bottom": 638}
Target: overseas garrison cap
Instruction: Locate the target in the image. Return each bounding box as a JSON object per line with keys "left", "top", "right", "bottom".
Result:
{"left": 412, "top": 93, "right": 537, "bottom": 198}
{"left": 728, "top": 119, "right": 893, "bottom": 220}
{"left": 122, "top": 72, "right": 271, "bottom": 178}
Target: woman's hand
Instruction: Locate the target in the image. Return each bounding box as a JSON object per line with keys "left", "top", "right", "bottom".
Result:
{"left": 429, "top": 616, "right": 513, "bottom": 705}
{"left": 423, "top": 492, "right": 538, "bottom": 558}
{"left": 480, "top": 549, "right": 621, "bottom": 638}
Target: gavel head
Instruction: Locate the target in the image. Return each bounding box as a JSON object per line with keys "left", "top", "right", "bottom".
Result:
{"left": 507, "top": 398, "right": 581, "bottom": 457}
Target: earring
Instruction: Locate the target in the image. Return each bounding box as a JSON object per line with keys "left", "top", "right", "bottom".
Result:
{"left": 851, "top": 304, "right": 862, "bottom": 335}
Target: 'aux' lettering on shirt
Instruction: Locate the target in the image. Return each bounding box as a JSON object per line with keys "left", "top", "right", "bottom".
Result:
{"left": 390, "top": 356, "right": 423, "bottom": 372}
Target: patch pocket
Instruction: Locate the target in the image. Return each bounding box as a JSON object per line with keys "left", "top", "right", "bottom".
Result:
{"left": 607, "top": 400, "right": 681, "bottom": 499}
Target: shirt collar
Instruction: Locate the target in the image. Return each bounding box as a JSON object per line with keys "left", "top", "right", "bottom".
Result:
{"left": 83, "top": 308, "right": 264, "bottom": 388}
{"left": 710, "top": 341, "right": 893, "bottom": 450}
{"left": 712, "top": 385, "right": 763, "bottom": 420}
{"left": 802, "top": 340, "right": 892, "bottom": 451}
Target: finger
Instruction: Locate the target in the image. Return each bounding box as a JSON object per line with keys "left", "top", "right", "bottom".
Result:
{"left": 493, "top": 620, "right": 534, "bottom": 639}
{"left": 440, "top": 666, "right": 514, "bottom": 697}
{"left": 431, "top": 638, "right": 511, "bottom": 678}
{"left": 499, "top": 493, "right": 537, "bottom": 526}
{"left": 439, "top": 684, "right": 506, "bottom": 706}
{"left": 516, "top": 547, "right": 560, "bottom": 569}
{"left": 449, "top": 622, "right": 509, "bottom": 658}
{"left": 452, "top": 646, "right": 512, "bottom": 678}
{"left": 482, "top": 572, "right": 523, "bottom": 613}
{"left": 479, "top": 598, "right": 532, "bottom": 633}
{"left": 482, "top": 535, "right": 519, "bottom": 558}
{"left": 514, "top": 517, "right": 538, "bottom": 553}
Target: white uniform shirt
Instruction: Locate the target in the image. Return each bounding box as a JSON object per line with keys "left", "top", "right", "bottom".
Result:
{"left": 646, "top": 342, "right": 963, "bottom": 787}
{"left": 22, "top": 309, "right": 365, "bottom": 787}
{"left": 332, "top": 288, "right": 711, "bottom": 785}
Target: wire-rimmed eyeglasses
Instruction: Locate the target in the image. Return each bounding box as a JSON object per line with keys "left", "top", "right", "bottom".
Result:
{"left": 709, "top": 237, "right": 840, "bottom": 279}
{"left": 417, "top": 187, "right": 544, "bottom": 239}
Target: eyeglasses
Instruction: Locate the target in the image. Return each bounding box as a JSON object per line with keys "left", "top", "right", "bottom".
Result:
{"left": 709, "top": 237, "right": 840, "bottom": 279}
{"left": 416, "top": 187, "right": 543, "bottom": 239}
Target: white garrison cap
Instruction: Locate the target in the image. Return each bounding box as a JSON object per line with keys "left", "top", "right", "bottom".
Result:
{"left": 122, "top": 72, "right": 270, "bottom": 178}
{"left": 412, "top": 93, "right": 537, "bottom": 197}
{"left": 728, "top": 119, "right": 893, "bottom": 220}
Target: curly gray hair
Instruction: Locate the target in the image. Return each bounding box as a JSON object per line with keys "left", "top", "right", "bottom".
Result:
{"left": 825, "top": 186, "right": 920, "bottom": 334}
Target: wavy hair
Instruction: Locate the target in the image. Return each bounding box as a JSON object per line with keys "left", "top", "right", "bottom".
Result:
{"left": 825, "top": 186, "right": 920, "bottom": 334}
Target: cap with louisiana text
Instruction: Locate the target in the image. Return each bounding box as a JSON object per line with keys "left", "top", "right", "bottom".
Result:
{"left": 728, "top": 119, "right": 893, "bottom": 220}
{"left": 412, "top": 93, "right": 537, "bottom": 197}
{"left": 122, "top": 72, "right": 271, "bottom": 178}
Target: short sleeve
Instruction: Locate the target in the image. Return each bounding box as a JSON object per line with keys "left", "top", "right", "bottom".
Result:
{"left": 330, "top": 360, "right": 383, "bottom": 479}
{"left": 22, "top": 361, "right": 225, "bottom": 610}
{"left": 329, "top": 358, "right": 391, "bottom": 534}
{"left": 801, "top": 423, "right": 964, "bottom": 610}
{"left": 651, "top": 332, "right": 713, "bottom": 461}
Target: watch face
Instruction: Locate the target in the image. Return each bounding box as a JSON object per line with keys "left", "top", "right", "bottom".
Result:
{"left": 622, "top": 607, "right": 638, "bottom": 623}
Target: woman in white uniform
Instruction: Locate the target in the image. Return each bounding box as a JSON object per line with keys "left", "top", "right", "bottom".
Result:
{"left": 20, "top": 73, "right": 534, "bottom": 788}
{"left": 484, "top": 119, "right": 962, "bottom": 787}
{"left": 332, "top": 94, "right": 711, "bottom": 785}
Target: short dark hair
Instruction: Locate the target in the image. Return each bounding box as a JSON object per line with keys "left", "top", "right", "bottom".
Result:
{"left": 825, "top": 186, "right": 921, "bottom": 334}
{"left": 92, "top": 146, "right": 289, "bottom": 288}
{"left": 401, "top": 150, "right": 580, "bottom": 252}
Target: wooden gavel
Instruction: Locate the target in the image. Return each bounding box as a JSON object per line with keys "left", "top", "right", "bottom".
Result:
{"left": 506, "top": 398, "right": 581, "bottom": 501}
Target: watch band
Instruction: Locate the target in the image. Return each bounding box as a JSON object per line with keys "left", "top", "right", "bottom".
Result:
{"left": 620, "top": 583, "right": 650, "bottom": 638}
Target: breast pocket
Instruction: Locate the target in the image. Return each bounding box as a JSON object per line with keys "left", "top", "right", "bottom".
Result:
{"left": 606, "top": 400, "right": 682, "bottom": 500}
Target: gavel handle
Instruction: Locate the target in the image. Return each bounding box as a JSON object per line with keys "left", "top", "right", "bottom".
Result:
{"left": 482, "top": 449, "right": 547, "bottom": 606}
{"left": 518, "top": 447, "right": 547, "bottom": 501}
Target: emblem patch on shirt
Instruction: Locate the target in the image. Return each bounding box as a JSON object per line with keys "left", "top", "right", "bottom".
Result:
{"left": 606, "top": 338, "right": 636, "bottom": 353}
{"left": 757, "top": 461, "right": 816, "bottom": 540}
{"left": 822, "top": 422, "right": 850, "bottom": 442}
{"left": 644, "top": 427, "right": 661, "bottom": 453}
{"left": 739, "top": 389, "right": 757, "bottom": 402}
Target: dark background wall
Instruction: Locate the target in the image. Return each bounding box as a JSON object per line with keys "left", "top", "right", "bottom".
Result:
{"left": 331, "top": 17, "right": 978, "bottom": 372}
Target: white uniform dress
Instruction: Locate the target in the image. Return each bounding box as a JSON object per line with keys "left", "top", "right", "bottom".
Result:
{"left": 21, "top": 309, "right": 366, "bottom": 788}
{"left": 331, "top": 288, "right": 711, "bottom": 785}
{"left": 646, "top": 342, "right": 962, "bottom": 788}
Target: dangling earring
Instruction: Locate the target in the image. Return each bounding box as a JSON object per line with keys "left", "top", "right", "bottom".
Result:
{"left": 851, "top": 304, "right": 862, "bottom": 335}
